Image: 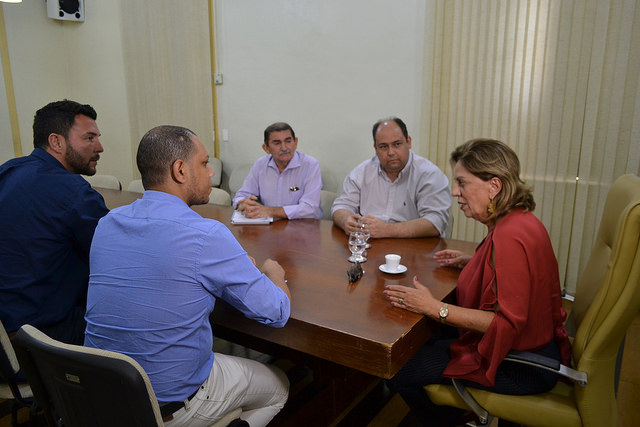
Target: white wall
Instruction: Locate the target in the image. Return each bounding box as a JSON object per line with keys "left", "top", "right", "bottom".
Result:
{"left": 2, "top": 0, "right": 429, "bottom": 189}
{"left": 214, "top": 0, "right": 428, "bottom": 187}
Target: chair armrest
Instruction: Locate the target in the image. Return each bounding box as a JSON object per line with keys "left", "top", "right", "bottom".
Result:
{"left": 504, "top": 350, "right": 588, "bottom": 386}
{"left": 450, "top": 350, "right": 589, "bottom": 425}
{"left": 505, "top": 350, "right": 560, "bottom": 369}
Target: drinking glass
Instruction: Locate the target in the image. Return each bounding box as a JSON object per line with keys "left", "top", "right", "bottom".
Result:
{"left": 348, "top": 232, "right": 367, "bottom": 262}
{"left": 357, "top": 219, "right": 372, "bottom": 248}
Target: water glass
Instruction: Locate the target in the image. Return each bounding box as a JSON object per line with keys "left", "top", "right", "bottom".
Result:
{"left": 348, "top": 232, "right": 367, "bottom": 262}
{"left": 358, "top": 219, "right": 372, "bottom": 248}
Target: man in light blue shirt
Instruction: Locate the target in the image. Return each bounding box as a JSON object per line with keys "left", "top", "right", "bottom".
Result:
{"left": 233, "top": 122, "right": 322, "bottom": 219}
{"left": 85, "top": 125, "right": 291, "bottom": 426}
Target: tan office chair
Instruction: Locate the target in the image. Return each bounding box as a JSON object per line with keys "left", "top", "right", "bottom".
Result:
{"left": 211, "top": 157, "right": 223, "bottom": 188}
{"left": 83, "top": 174, "right": 122, "bottom": 190}
{"left": 445, "top": 214, "right": 454, "bottom": 239}
{"left": 321, "top": 190, "right": 338, "bottom": 220}
{"left": 13, "top": 324, "right": 243, "bottom": 427}
{"left": 127, "top": 179, "right": 230, "bottom": 206}
{"left": 321, "top": 167, "right": 338, "bottom": 193}
{"left": 228, "top": 164, "right": 253, "bottom": 197}
{"left": 425, "top": 174, "right": 640, "bottom": 427}
{"left": 209, "top": 187, "right": 232, "bottom": 206}
{"left": 0, "top": 320, "right": 34, "bottom": 426}
{"left": 126, "top": 179, "right": 145, "bottom": 193}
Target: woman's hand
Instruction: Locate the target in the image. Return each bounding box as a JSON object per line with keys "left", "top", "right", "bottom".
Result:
{"left": 384, "top": 276, "right": 439, "bottom": 317}
{"left": 433, "top": 249, "right": 471, "bottom": 269}
{"left": 384, "top": 277, "right": 496, "bottom": 334}
{"left": 385, "top": 276, "right": 495, "bottom": 332}
{"left": 384, "top": 277, "right": 495, "bottom": 334}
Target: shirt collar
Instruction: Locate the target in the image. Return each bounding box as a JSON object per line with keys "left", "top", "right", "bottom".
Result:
{"left": 142, "top": 190, "right": 189, "bottom": 207}
{"left": 398, "top": 151, "right": 415, "bottom": 178}
{"left": 267, "top": 150, "right": 301, "bottom": 173}
{"left": 375, "top": 151, "right": 415, "bottom": 181}
{"left": 31, "top": 147, "right": 68, "bottom": 171}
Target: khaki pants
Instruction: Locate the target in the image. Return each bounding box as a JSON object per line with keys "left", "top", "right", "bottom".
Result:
{"left": 164, "top": 353, "right": 289, "bottom": 427}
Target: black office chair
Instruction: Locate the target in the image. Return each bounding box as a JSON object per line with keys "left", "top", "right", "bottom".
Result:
{"left": 13, "top": 324, "right": 164, "bottom": 426}
{"left": 13, "top": 324, "right": 247, "bottom": 427}
{"left": 0, "top": 320, "right": 34, "bottom": 426}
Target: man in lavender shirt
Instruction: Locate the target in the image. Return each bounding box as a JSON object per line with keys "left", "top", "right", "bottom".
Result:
{"left": 233, "top": 122, "right": 322, "bottom": 219}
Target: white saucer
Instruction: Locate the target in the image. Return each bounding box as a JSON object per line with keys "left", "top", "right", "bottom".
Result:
{"left": 379, "top": 264, "right": 407, "bottom": 274}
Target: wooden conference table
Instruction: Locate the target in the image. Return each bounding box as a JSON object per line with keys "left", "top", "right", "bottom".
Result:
{"left": 97, "top": 188, "right": 476, "bottom": 380}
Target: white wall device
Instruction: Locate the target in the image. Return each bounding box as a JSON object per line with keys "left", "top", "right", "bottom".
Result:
{"left": 46, "top": 0, "right": 85, "bottom": 22}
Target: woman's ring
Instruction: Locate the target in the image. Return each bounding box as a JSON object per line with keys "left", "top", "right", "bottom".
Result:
{"left": 398, "top": 297, "right": 404, "bottom": 304}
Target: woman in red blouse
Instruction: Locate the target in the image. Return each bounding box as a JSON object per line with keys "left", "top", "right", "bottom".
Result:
{"left": 384, "top": 138, "right": 571, "bottom": 426}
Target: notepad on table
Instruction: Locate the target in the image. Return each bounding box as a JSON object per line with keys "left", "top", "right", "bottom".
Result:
{"left": 231, "top": 210, "right": 274, "bottom": 225}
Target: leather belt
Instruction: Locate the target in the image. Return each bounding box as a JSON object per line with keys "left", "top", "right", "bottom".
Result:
{"left": 160, "top": 387, "right": 199, "bottom": 421}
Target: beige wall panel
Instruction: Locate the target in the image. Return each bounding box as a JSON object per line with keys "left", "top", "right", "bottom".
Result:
{"left": 0, "top": 5, "right": 12, "bottom": 164}
{"left": 119, "top": 0, "right": 214, "bottom": 185}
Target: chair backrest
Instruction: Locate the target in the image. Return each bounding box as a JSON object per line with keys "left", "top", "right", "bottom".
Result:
{"left": 228, "top": 164, "right": 253, "bottom": 196}
{"left": 321, "top": 190, "right": 338, "bottom": 220}
{"left": 13, "top": 324, "right": 163, "bottom": 426}
{"left": 210, "top": 157, "right": 222, "bottom": 187}
{"left": 570, "top": 174, "right": 640, "bottom": 423}
{"left": 209, "top": 187, "right": 232, "bottom": 206}
{"left": 321, "top": 168, "right": 338, "bottom": 193}
{"left": 445, "top": 213, "right": 454, "bottom": 239}
{"left": 83, "top": 174, "right": 122, "bottom": 190}
{"left": 0, "top": 320, "right": 32, "bottom": 403}
{"left": 126, "top": 179, "right": 145, "bottom": 193}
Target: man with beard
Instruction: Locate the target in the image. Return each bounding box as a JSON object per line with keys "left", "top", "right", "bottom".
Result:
{"left": 233, "top": 122, "right": 322, "bottom": 219}
{"left": 0, "top": 100, "right": 108, "bottom": 344}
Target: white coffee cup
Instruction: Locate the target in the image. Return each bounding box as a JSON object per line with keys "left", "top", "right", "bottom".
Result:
{"left": 385, "top": 254, "right": 401, "bottom": 271}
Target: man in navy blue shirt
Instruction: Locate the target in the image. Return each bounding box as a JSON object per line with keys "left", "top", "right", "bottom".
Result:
{"left": 0, "top": 100, "right": 109, "bottom": 344}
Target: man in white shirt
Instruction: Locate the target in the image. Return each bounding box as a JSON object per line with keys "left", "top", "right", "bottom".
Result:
{"left": 233, "top": 122, "right": 322, "bottom": 219}
{"left": 332, "top": 117, "right": 450, "bottom": 238}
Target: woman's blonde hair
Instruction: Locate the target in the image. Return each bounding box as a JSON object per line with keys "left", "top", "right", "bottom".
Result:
{"left": 451, "top": 138, "right": 535, "bottom": 221}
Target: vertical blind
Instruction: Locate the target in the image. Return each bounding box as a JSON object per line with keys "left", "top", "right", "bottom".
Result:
{"left": 419, "top": 0, "right": 640, "bottom": 294}
{"left": 119, "top": 0, "right": 214, "bottom": 168}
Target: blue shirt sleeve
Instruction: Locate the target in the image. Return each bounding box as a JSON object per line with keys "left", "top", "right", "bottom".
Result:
{"left": 197, "top": 221, "right": 290, "bottom": 327}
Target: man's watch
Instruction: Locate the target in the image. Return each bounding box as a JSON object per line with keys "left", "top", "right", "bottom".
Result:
{"left": 438, "top": 303, "right": 449, "bottom": 324}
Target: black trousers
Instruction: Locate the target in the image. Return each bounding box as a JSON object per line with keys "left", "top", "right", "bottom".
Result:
{"left": 10, "top": 306, "right": 86, "bottom": 383}
{"left": 386, "top": 326, "right": 561, "bottom": 426}
{"left": 39, "top": 305, "right": 87, "bottom": 345}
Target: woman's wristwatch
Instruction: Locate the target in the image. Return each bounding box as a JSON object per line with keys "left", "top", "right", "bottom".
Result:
{"left": 439, "top": 303, "right": 449, "bottom": 324}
